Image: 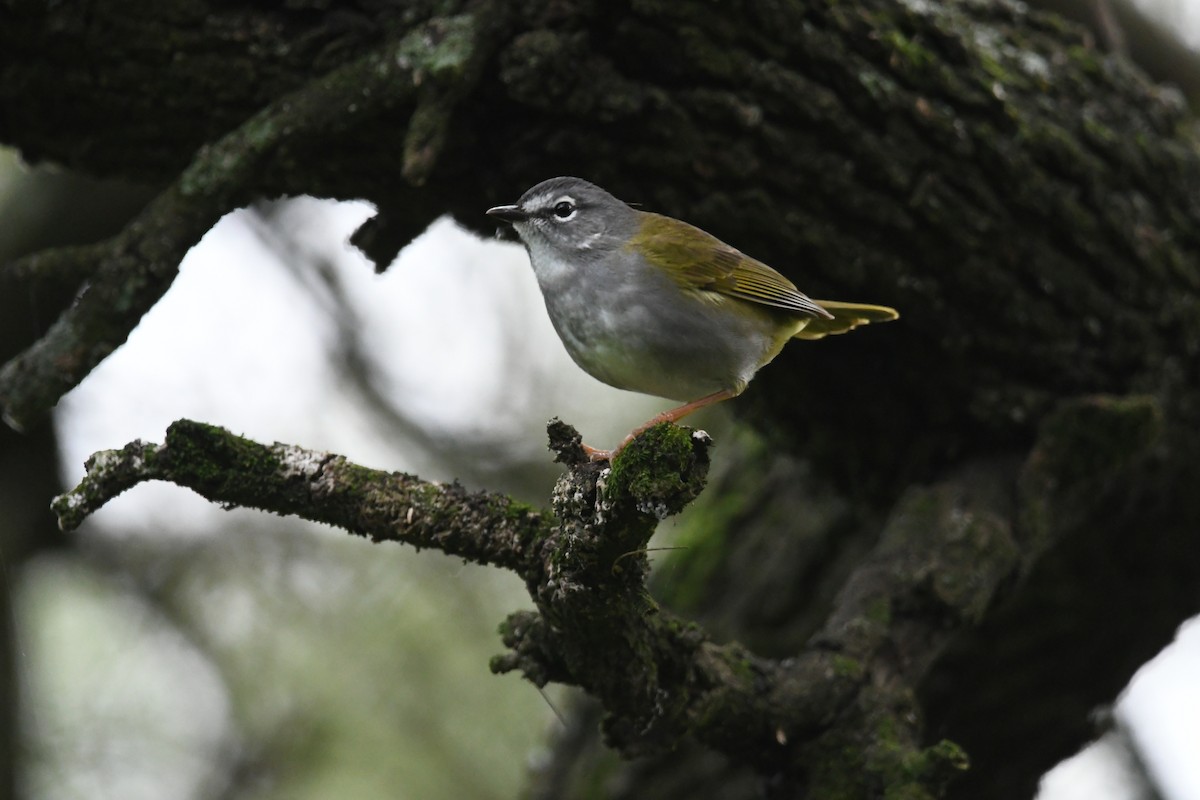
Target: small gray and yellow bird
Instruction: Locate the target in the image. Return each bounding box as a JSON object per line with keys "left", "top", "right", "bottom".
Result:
{"left": 487, "top": 177, "right": 897, "bottom": 459}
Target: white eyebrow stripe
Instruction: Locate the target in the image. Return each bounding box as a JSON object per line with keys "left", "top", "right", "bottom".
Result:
{"left": 524, "top": 192, "right": 562, "bottom": 213}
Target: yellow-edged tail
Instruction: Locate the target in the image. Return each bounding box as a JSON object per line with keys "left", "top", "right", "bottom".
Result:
{"left": 794, "top": 300, "right": 899, "bottom": 340}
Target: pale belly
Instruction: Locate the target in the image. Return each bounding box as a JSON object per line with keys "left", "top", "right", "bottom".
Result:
{"left": 544, "top": 285, "right": 800, "bottom": 402}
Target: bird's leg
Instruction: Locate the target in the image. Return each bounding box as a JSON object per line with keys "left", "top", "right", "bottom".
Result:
{"left": 589, "top": 389, "right": 737, "bottom": 462}
{"left": 639, "top": 388, "right": 738, "bottom": 430}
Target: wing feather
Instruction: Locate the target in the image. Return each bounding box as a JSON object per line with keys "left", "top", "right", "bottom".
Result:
{"left": 630, "top": 213, "right": 832, "bottom": 319}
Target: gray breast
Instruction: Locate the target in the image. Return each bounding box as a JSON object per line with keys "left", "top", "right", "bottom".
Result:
{"left": 532, "top": 248, "right": 788, "bottom": 401}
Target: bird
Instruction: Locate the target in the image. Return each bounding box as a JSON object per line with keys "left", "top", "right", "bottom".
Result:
{"left": 487, "top": 177, "right": 898, "bottom": 460}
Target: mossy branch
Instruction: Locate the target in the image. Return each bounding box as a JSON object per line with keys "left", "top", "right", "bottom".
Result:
{"left": 0, "top": 14, "right": 489, "bottom": 432}
{"left": 50, "top": 393, "right": 1162, "bottom": 793}
{"left": 54, "top": 419, "right": 548, "bottom": 571}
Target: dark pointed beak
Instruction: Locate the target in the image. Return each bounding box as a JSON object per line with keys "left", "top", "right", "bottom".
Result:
{"left": 486, "top": 204, "right": 528, "bottom": 223}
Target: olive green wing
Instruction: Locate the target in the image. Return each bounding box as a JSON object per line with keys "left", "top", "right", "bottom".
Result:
{"left": 629, "top": 213, "right": 832, "bottom": 318}
{"left": 794, "top": 300, "right": 899, "bottom": 339}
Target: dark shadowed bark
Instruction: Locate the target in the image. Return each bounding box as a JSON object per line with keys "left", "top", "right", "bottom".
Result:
{"left": 0, "top": 163, "right": 151, "bottom": 800}
{"left": 3, "top": 0, "right": 1199, "bottom": 797}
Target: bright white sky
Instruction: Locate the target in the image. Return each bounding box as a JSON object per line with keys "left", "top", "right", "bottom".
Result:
{"left": 1132, "top": 0, "right": 1200, "bottom": 50}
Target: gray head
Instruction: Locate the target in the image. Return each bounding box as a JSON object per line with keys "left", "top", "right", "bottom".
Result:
{"left": 486, "top": 177, "right": 639, "bottom": 257}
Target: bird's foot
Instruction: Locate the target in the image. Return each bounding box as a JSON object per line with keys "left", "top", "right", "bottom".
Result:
{"left": 584, "top": 428, "right": 649, "bottom": 463}
{"left": 582, "top": 443, "right": 614, "bottom": 463}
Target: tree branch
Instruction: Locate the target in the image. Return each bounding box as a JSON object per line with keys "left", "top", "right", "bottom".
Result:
{"left": 54, "top": 419, "right": 545, "bottom": 572}
{"left": 51, "top": 393, "right": 1163, "bottom": 795}
{"left": 0, "top": 13, "right": 490, "bottom": 431}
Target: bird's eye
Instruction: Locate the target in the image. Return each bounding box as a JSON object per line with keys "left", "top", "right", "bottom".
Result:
{"left": 553, "top": 200, "right": 575, "bottom": 218}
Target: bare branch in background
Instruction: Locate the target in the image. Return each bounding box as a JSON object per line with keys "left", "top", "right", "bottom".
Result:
{"left": 0, "top": 15, "right": 490, "bottom": 431}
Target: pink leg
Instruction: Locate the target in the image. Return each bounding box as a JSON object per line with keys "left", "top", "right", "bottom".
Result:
{"left": 587, "top": 389, "right": 737, "bottom": 462}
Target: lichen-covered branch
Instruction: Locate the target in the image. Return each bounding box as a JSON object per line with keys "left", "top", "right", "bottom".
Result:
{"left": 73, "top": 416, "right": 971, "bottom": 793}
{"left": 0, "top": 13, "right": 489, "bottom": 431}
{"left": 54, "top": 419, "right": 546, "bottom": 572}
{"left": 51, "top": 391, "right": 1164, "bottom": 796}
{"left": 519, "top": 395, "right": 1164, "bottom": 797}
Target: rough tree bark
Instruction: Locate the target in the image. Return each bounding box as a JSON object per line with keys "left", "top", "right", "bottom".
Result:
{"left": 2, "top": 1, "right": 1199, "bottom": 798}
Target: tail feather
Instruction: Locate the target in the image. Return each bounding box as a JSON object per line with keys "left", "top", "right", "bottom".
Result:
{"left": 795, "top": 300, "right": 899, "bottom": 340}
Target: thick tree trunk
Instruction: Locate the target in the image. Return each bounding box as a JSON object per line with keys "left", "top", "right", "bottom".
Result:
{"left": 3, "top": 1, "right": 1198, "bottom": 797}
